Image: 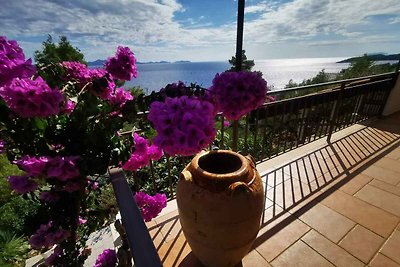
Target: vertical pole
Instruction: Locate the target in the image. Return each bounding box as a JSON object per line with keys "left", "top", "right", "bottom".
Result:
{"left": 232, "top": 0, "right": 246, "bottom": 152}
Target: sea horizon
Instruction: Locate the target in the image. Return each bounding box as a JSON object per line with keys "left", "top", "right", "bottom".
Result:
{"left": 89, "top": 56, "right": 394, "bottom": 93}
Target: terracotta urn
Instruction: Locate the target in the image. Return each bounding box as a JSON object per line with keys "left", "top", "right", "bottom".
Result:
{"left": 176, "top": 150, "right": 264, "bottom": 267}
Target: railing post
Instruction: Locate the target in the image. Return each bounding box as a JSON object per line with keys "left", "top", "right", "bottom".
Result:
{"left": 327, "top": 82, "right": 345, "bottom": 143}
{"left": 109, "top": 168, "right": 163, "bottom": 267}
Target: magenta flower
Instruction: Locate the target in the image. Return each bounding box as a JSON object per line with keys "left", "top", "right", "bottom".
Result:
{"left": 122, "top": 134, "right": 163, "bottom": 171}
{"left": 7, "top": 175, "right": 38, "bottom": 194}
{"left": 61, "top": 61, "right": 92, "bottom": 83}
{"left": 210, "top": 71, "right": 268, "bottom": 120}
{"left": 148, "top": 96, "right": 216, "bottom": 156}
{"left": 0, "top": 36, "right": 36, "bottom": 86}
{"left": 134, "top": 192, "right": 167, "bottom": 222}
{"left": 0, "top": 140, "right": 5, "bottom": 154}
{"left": 63, "top": 99, "right": 76, "bottom": 114}
{"left": 94, "top": 249, "right": 117, "bottom": 267}
{"left": 105, "top": 46, "right": 137, "bottom": 81}
{"left": 107, "top": 87, "right": 133, "bottom": 108}
{"left": 0, "top": 77, "right": 64, "bottom": 118}
{"left": 147, "top": 144, "right": 163, "bottom": 161}
{"left": 29, "top": 221, "right": 70, "bottom": 249}
{"left": 61, "top": 61, "right": 114, "bottom": 100}
{"left": 14, "top": 155, "right": 48, "bottom": 176}
{"left": 78, "top": 217, "right": 87, "bottom": 225}
{"left": 46, "top": 156, "right": 80, "bottom": 181}
{"left": 223, "top": 120, "right": 230, "bottom": 128}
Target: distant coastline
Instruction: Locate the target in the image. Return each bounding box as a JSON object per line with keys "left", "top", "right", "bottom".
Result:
{"left": 337, "top": 53, "right": 400, "bottom": 63}
{"left": 88, "top": 59, "right": 191, "bottom": 66}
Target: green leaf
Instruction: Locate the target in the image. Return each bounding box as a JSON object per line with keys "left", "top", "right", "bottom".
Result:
{"left": 33, "top": 118, "right": 47, "bottom": 131}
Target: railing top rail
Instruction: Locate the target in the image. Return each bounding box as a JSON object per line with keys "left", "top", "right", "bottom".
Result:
{"left": 266, "top": 71, "right": 396, "bottom": 96}
{"left": 260, "top": 77, "right": 394, "bottom": 107}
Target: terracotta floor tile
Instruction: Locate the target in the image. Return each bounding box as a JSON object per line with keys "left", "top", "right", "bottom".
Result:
{"left": 385, "top": 148, "right": 400, "bottom": 160}
{"left": 264, "top": 170, "right": 290, "bottom": 188}
{"left": 266, "top": 178, "right": 316, "bottom": 210}
{"left": 362, "top": 165, "right": 400, "bottom": 185}
{"left": 256, "top": 218, "right": 310, "bottom": 262}
{"left": 355, "top": 184, "right": 400, "bottom": 217}
{"left": 375, "top": 157, "right": 400, "bottom": 174}
{"left": 157, "top": 233, "right": 191, "bottom": 267}
{"left": 299, "top": 203, "right": 355, "bottom": 243}
{"left": 285, "top": 158, "right": 321, "bottom": 183}
{"left": 261, "top": 205, "right": 286, "bottom": 225}
{"left": 370, "top": 179, "right": 400, "bottom": 197}
{"left": 315, "top": 146, "right": 336, "bottom": 160}
{"left": 348, "top": 133, "right": 377, "bottom": 155}
{"left": 270, "top": 240, "right": 335, "bottom": 267}
{"left": 242, "top": 250, "right": 272, "bottom": 267}
{"left": 339, "top": 173, "right": 373, "bottom": 195}
{"left": 147, "top": 223, "right": 165, "bottom": 247}
{"left": 301, "top": 230, "right": 364, "bottom": 267}
{"left": 380, "top": 230, "right": 400, "bottom": 264}
{"left": 370, "top": 253, "right": 400, "bottom": 267}
{"left": 322, "top": 190, "right": 399, "bottom": 237}
{"left": 339, "top": 225, "right": 384, "bottom": 263}
{"left": 155, "top": 210, "right": 183, "bottom": 243}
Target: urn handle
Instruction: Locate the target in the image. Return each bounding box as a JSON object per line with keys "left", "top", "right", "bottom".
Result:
{"left": 245, "top": 155, "right": 256, "bottom": 169}
{"left": 180, "top": 170, "right": 192, "bottom": 182}
{"left": 228, "top": 181, "right": 253, "bottom": 195}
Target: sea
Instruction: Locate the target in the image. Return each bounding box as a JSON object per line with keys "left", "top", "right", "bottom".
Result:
{"left": 120, "top": 57, "right": 350, "bottom": 94}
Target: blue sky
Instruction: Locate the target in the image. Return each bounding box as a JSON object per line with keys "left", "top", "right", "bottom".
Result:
{"left": 1, "top": 0, "right": 399, "bottom": 62}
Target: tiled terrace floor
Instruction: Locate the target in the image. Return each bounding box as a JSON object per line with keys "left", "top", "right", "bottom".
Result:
{"left": 149, "top": 112, "right": 400, "bottom": 267}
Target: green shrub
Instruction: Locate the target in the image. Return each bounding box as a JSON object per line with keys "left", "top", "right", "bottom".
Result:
{"left": 0, "top": 230, "right": 29, "bottom": 266}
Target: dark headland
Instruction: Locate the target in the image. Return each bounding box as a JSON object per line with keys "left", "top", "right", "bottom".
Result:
{"left": 337, "top": 53, "right": 400, "bottom": 63}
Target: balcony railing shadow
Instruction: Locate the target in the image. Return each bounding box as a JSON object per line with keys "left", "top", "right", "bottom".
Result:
{"left": 253, "top": 119, "right": 400, "bottom": 249}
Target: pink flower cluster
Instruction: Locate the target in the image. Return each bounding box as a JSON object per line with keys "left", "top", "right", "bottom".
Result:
{"left": 148, "top": 96, "right": 216, "bottom": 156}
{"left": 8, "top": 155, "right": 80, "bottom": 194}
{"left": 62, "top": 61, "right": 115, "bottom": 100}
{"left": 14, "top": 155, "right": 80, "bottom": 180}
{"left": 0, "top": 77, "right": 64, "bottom": 118}
{"left": 63, "top": 99, "right": 76, "bottom": 114}
{"left": 134, "top": 192, "right": 167, "bottom": 222}
{"left": 0, "top": 140, "right": 5, "bottom": 154}
{"left": 122, "top": 133, "right": 163, "bottom": 171}
{"left": 107, "top": 87, "right": 134, "bottom": 108}
{"left": 0, "top": 36, "right": 36, "bottom": 86}
{"left": 210, "top": 71, "right": 268, "bottom": 120}
{"left": 29, "top": 221, "right": 71, "bottom": 249}
{"left": 105, "top": 46, "right": 138, "bottom": 81}
{"left": 94, "top": 249, "right": 117, "bottom": 267}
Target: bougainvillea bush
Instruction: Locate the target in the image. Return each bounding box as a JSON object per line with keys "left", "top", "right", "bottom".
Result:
{"left": 0, "top": 36, "right": 167, "bottom": 266}
{"left": 0, "top": 35, "right": 268, "bottom": 266}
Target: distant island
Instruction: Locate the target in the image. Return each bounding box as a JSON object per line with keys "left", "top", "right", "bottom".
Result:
{"left": 88, "top": 59, "right": 191, "bottom": 66}
{"left": 337, "top": 53, "right": 400, "bottom": 63}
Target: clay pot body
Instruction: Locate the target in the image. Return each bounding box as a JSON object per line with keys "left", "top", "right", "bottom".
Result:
{"left": 176, "top": 150, "right": 264, "bottom": 267}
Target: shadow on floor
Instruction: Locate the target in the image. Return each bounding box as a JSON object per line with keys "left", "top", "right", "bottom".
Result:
{"left": 254, "top": 118, "right": 400, "bottom": 249}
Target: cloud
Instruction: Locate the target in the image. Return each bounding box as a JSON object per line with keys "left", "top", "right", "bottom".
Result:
{"left": 0, "top": 0, "right": 399, "bottom": 61}
{"left": 245, "top": 1, "right": 271, "bottom": 14}
{"left": 244, "top": 0, "right": 400, "bottom": 44}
